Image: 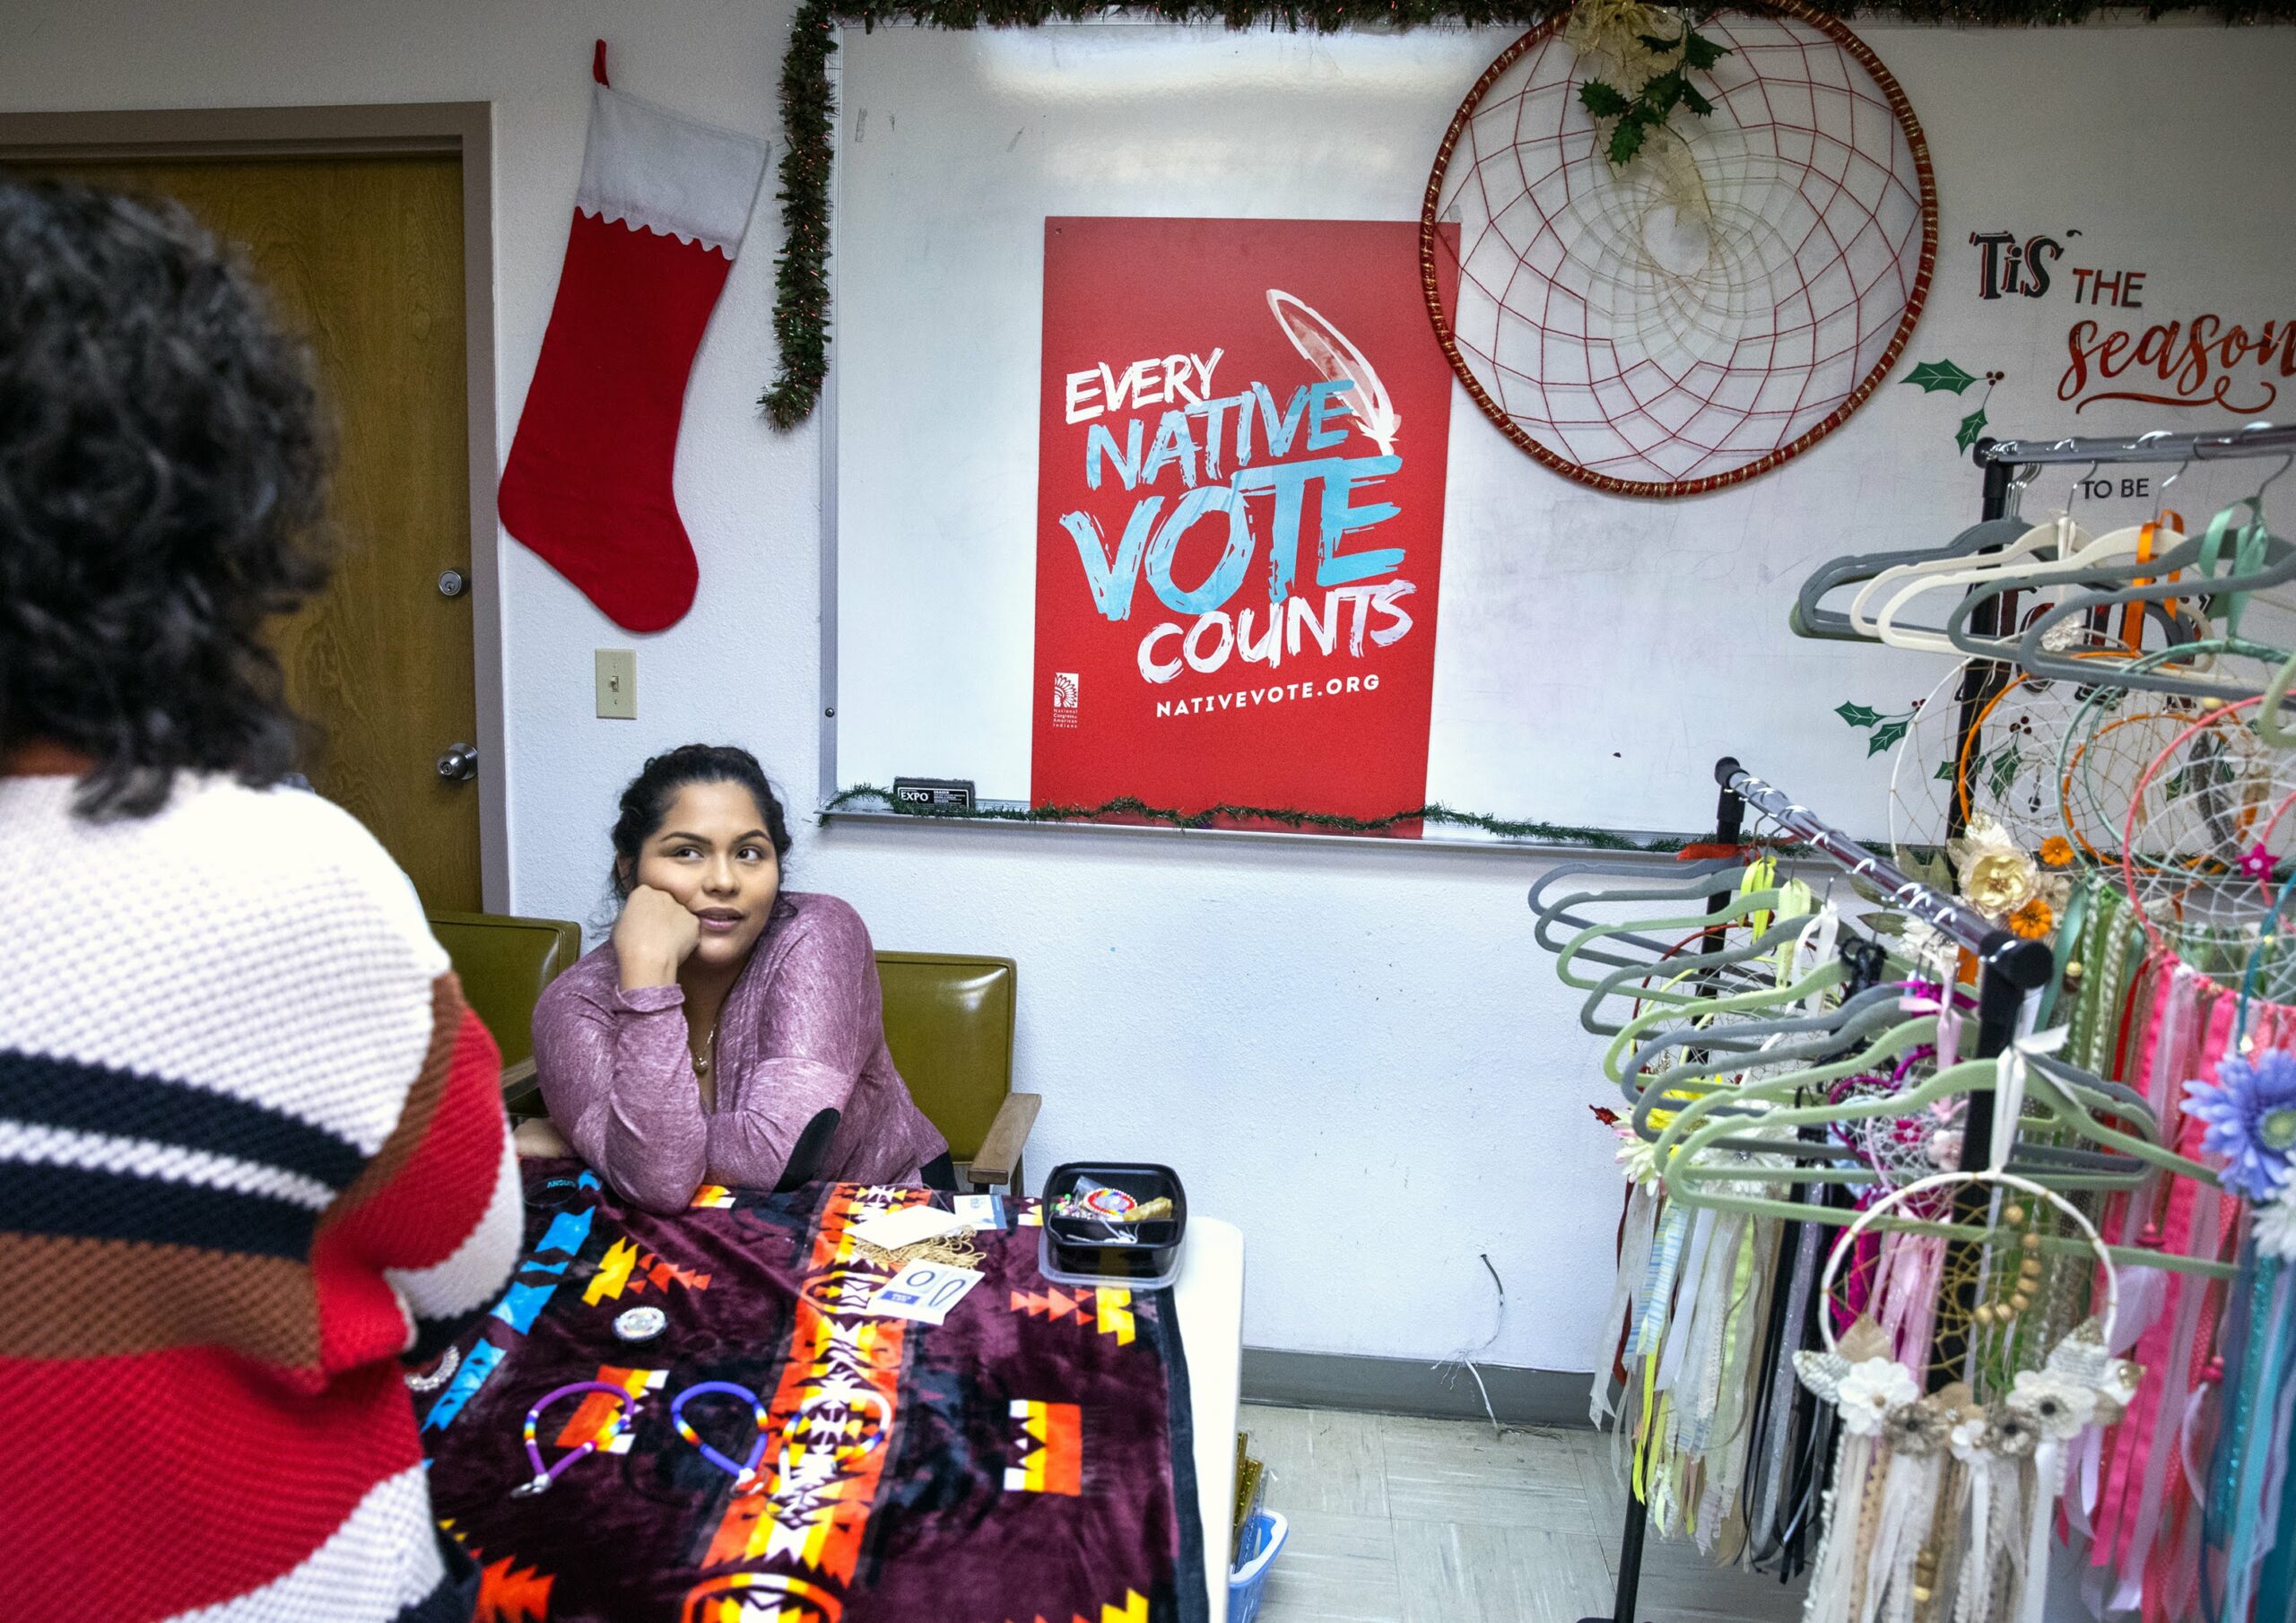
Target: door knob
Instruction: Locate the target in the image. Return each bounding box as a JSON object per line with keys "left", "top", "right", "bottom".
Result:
{"left": 436, "top": 742, "right": 479, "bottom": 782}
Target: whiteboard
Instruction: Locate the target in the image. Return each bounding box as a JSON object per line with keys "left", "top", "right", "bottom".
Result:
{"left": 828, "top": 18, "right": 2296, "bottom": 839}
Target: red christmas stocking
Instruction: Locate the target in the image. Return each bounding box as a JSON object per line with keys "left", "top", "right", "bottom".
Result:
{"left": 499, "top": 47, "right": 768, "bottom": 632}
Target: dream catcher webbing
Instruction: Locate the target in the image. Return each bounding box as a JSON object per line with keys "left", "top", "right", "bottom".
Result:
{"left": 2120, "top": 695, "right": 2296, "bottom": 982}
{"left": 1422, "top": 0, "right": 1935, "bottom": 496}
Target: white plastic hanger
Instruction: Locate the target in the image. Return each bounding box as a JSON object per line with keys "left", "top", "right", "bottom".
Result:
{"left": 1871, "top": 519, "right": 2185, "bottom": 655}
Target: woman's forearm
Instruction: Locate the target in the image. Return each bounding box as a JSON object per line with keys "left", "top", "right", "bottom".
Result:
{"left": 701, "top": 1056, "right": 856, "bottom": 1191}
{"left": 548, "top": 990, "right": 709, "bottom": 1212}
{"left": 601, "top": 1000, "right": 708, "bottom": 1210}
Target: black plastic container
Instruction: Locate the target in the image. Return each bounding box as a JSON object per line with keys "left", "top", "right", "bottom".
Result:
{"left": 1038, "top": 1161, "right": 1188, "bottom": 1289}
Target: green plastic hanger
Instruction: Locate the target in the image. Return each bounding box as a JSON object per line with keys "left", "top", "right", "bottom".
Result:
{"left": 1654, "top": 1052, "right": 2233, "bottom": 1278}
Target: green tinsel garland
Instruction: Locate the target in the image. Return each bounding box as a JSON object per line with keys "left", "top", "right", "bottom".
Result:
{"left": 820, "top": 783, "right": 1692, "bottom": 848}
{"left": 761, "top": 0, "right": 2294, "bottom": 428}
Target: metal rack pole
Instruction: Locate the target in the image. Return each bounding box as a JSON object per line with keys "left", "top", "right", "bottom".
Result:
{"left": 1712, "top": 759, "right": 2056, "bottom": 1390}
{"left": 1711, "top": 760, "right": 2054, "bottom": 986}
{"left": 1975, "top": 420, "right": 2292, "bottom": 466}
{"left": 1580, "top": 772, "right": 1745, "bottom": 1623}
{"left": 1950, "top": 444, "right": 2021, "bottom": 843}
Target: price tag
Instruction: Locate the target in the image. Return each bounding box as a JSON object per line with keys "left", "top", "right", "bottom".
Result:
{"left": 867, "top": 1263, "right": 984, "bottom": 1326}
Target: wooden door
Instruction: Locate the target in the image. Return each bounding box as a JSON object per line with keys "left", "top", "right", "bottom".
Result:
{"left": 9, "top": 153, "right": 482, "bottom": 909}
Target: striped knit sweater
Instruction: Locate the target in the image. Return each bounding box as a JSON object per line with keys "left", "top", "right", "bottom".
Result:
{"left": 0, "top": 772, "right": 522, "bottom": 1623}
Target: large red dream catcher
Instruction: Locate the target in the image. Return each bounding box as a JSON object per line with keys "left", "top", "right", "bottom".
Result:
{"left": 1422, "top": 1, "right": 1936, "bottom": 498}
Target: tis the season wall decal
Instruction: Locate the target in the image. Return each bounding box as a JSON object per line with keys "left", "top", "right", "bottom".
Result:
{"left": 759, "top": 0, "right": 2295, "bottom": 431}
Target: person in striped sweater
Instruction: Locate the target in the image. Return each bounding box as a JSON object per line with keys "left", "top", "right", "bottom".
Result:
{"left": 0, "top": 179, "right": 522, "bottom": 1623}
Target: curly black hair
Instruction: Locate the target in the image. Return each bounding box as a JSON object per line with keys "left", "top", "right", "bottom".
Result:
{"left": 0, "top": 177, "right": 332, "bottom": 818}
{"left": 610, "top": 744, "right": 794, "bottom": 899}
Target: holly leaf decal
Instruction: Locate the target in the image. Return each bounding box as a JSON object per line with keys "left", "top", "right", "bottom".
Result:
{"left": 1987, "top": 744, "right": 2022, "bottom": 803}
{"left": 1870, "top": 718, "right": 1910, "bottom": 757}
{"left": 1935, "top": 759, "right": 1960, "bottom": 782}
{"left": 1835, "top": 701, "right": 1882, "bottom": 729}
{"left": 1680, "top": 82, "right": 1716, "bottom": 117}
{"left": 1902, "top": 359, "right": 1979, "bottom": 395}
{"left": 1955, "top": 406, "right": 1989, "bottom": 453}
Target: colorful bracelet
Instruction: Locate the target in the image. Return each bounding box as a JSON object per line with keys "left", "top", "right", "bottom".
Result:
{"left": 513, "top": 1380, "right": 641, "bottom": 1497}
{"left": 671, "top": 1380, "right": 771, "bottom": 1483}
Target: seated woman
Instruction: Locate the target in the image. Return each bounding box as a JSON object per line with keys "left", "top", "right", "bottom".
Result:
{"left": 530, "top": 744, "right": 949, "bottom": 1210}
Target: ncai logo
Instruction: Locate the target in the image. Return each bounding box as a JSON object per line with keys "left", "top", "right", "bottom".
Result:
{"left": 1969, "top": 227, "right": 2296, "bottom": 413}
{"left": 1051, "top": 672, "right": 1079, "bottom": 729}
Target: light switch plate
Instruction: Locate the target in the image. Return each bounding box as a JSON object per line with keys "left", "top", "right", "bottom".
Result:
{"left": 595, "top": 649, "right": 638, "bottom": 720}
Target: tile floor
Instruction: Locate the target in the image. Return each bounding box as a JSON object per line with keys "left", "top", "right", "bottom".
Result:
{"left": 1239, "top": 1404, "right": 1806, "bottom": 1623}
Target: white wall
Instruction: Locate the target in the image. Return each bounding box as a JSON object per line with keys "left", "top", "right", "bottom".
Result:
{"left": 0, "top": 0, "right": 1902, "bottom": 1374}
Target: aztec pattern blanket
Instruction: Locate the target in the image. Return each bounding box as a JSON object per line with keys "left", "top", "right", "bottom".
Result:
{"left": 419, "top": 1163, "right": 1205, "bottom": 1623}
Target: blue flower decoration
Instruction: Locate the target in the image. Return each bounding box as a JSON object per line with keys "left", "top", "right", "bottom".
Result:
{"left": 2183, "top": 1049, "right": 2296, "bottom": 1202}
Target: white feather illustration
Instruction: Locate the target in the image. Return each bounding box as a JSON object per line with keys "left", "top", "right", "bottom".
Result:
{"left": 1266, "top": 289, "right": 1401, "bottom": 456}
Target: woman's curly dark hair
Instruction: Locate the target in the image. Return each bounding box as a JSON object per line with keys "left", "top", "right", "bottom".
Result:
{"left": 0, "top": 177, "right": 332, "bottom": 818}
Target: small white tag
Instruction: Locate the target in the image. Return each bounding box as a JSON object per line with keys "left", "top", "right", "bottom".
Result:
{"left": 952, "top": 1194, "right": 1004, "bottom": 1231}
{"left": 867, "top": 1262, "right": 984, "bottom": 1325}
{"left": 848, "top": 1204, "right": 969, "bottom": 1251}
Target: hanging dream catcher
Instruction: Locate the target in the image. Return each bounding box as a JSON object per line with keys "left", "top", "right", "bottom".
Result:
{"left": 1887, "top": 643, "right": 2126, "bottom": 873}
{"left": 1422, "top": 0, "right": 1936, "bottom": 496}
{"left": 2119, "top": 695, "right": 2296, "bottom": 976}
{"left": 1796, "top": 1172, "right": 2139, "bottom": 1623}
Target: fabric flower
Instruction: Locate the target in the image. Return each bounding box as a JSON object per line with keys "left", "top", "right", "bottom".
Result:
{"left": 1614, "top": 1128, "right": 1659, "bottom": 1187}
{"left": 1949, "top": 1410, "right": 1991, "bottom": 1464}
{"left": 1949, "top": 815, "right": 2040, "bottom": 916}
{"left": 2255, "top": 1179, "right": 2296, "bottom": 1263}
{"left": 2008, "top": 897, "right": 2055, "bottom": 940}
{"left": 1987, "top": 1409, "right": 2042, "bottom": 1458}
{"left": 2007, "top": 1368, "right": 2097, "bottom": 1440}
{"left": 2182, "top": 1049, "right": 2296, "bottom": 1202}
{"left": 1834, "top": 1357, "right": 1920, "bottom": 1436}
{"left": 2095, "top": 1360, "right": 2144, "bottom": 1425}
{"left": 1945, "top": 815, "right": 2072, "bottom": 924}
{"left": 2039, "top": 837, "right": 2075, "bottom": 869}
{"left": 2241, "top": 843, "right": 2277, "bottom": 883}
{"left": 1883, "top": 1398, "right": 1953, "bottom": 1456}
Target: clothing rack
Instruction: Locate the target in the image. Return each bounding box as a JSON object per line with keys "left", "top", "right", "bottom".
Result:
{"left": 1582, "top": 759, "right": 2054, "bottom": 1623}
{"left": 1975, "top": 420, "right": 2293, "bottom": 467}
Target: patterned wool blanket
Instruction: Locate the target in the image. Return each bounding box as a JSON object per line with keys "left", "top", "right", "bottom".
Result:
{"left": 420, "top": 1164, "right": 1205, "bottom": 1623}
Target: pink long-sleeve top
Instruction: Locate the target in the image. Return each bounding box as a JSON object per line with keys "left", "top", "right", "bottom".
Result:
{"left": 532, "top": 890, "right": 948, "bottom": 1211}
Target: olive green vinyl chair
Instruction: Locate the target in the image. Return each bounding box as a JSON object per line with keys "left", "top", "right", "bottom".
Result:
{"left": 426, "top": 910, "right": 583, "bottom": 1117}
{"left": 874, "top": 951, "right": 1039, "bottom": 1193}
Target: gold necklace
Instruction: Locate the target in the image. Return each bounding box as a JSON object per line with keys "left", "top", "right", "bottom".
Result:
{"left": 690, "top": 1020, "right": 719, "bottom": 1077}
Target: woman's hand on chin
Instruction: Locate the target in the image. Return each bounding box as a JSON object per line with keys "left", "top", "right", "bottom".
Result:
{"left": 615, "top": 883, "right": 700, "bottom": 990}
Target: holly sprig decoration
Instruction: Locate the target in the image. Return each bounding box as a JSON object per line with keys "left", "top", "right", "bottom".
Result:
{"left": 1576, "top": 16, "right": 1730, "bottom": 167}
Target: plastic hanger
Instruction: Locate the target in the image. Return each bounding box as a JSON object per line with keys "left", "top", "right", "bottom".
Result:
{"left": 1860, "top": 512, "right": 2103, "bottom": 651}
{"left": 2010, "top": 497, "right": 2294, "bottom": 698}
{"left": 1551, "top": 881, "right": 1795, "bottom": 999}
{"left": 1619, "top": 983, "right": 1924, "bottom": 1134}
{"left": 1575, "top": 913, "right": 1819, "bottom": 1036}
{"left": 1655, "top": 1055, "right": 2234, "bottom": 1277}
{"left": 1792, "top": 513, "right": 2031, "bottom": 643}
{"left": 1903, "top": 523, "right": 2190, "bottom": 659}
{"left": 1529, "top": 858, "right": 1751, "bottom": 970}
{"left": 1844, "top": 455, "right": 2086, "bottom": 640}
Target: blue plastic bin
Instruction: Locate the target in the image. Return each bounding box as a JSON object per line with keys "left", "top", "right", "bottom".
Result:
{"left": 1228, "top": 1508, "right": 1289, "bottom": 1623}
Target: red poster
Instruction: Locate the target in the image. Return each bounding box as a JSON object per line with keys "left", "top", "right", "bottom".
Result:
{"left": 1031, "top": 217, "right": 1457, "bottom": 826}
